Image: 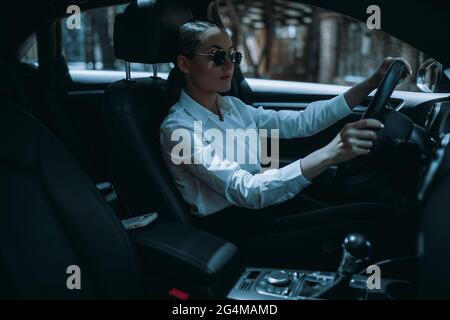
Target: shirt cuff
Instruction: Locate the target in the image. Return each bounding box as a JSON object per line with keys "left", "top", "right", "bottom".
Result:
{"left": 329, "top": 93, "right": 352, "bottom": 120}
{"left": 278, "top": 159, "right": 312, "bottom": 196}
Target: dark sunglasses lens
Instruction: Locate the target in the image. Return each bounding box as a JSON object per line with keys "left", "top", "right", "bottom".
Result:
{"left": 213, "top": 50, "right": 227, "bottom": 66}
{"left": 231, "top": 51, "right": 243, "bottom": 66}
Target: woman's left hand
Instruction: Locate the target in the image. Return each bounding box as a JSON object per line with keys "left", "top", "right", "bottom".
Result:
{"left": 368, "top": 56, "right": 413, "bottom": 89}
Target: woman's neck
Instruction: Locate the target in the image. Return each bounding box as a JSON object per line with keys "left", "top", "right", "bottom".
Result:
{"left": 184, "top": 82, "right": 218, "bottom": 114}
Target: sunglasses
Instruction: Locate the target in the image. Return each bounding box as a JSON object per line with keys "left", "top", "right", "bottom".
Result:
{"left": 195, "top": 49, "right": 243, "bottom": 67}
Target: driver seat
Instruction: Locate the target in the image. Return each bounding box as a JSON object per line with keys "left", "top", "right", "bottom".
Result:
{"left": 103, "top": 0, "right": 194, "bottom": 224}
{"left": 104, "top": 0, "right": 238, "bottom": 224}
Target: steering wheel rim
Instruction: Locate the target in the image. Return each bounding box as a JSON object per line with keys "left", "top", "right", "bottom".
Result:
{"left": 333, "top": 61, "right": 407, "bottom": 183}
{"left": 362, "top": 61, "right": 406, "bottom": 123}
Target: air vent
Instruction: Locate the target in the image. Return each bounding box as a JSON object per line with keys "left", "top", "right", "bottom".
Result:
{"left": 239, "top": 280, "right": 253, "bottom": 291}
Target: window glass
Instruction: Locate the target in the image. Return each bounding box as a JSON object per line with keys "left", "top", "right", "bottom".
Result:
{"left": 19, "top": 33, "right": 39, "bottom": 67}
{"left": 61, "top": 5, "right": 172, "bottom": 73}
{"left": 218, "top": 0, "right": 428, "bottom": 91}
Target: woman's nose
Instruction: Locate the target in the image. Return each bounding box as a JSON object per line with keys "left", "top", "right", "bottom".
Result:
{"left": 223, "top": 56, "right": 233, "bottom": 69}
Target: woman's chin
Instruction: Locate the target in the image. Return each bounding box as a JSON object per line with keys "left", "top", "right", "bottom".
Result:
{"left": 217, "top": 82, "right": 232, "bottom": 93}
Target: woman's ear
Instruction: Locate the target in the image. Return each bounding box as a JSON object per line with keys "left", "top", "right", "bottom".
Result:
{"left": 177, "top": 55, "right": 191, "bottom": 75}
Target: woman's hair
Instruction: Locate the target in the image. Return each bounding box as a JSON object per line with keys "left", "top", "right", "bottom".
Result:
{"left": 166, "top": 20, "right": 226, "bottom": 106}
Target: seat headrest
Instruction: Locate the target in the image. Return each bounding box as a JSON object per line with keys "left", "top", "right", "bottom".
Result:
{"left": 114, "top": 0, "right": 194, "bottom": 64}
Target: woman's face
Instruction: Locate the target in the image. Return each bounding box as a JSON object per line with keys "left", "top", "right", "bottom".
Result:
{"left": 179, "top": 27, "right": 235, "bottom": 94}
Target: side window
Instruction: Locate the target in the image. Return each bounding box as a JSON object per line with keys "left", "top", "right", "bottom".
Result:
{"left": 218, "top": 1, "right": 427, "bottom": 92}
{"left": 19, "top": 33, "right": 39, "bottom": 67}
{"left": 60, "top": 5, "right": 172, "bottom": 73}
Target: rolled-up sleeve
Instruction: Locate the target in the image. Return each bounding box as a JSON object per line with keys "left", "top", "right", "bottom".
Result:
{"left": 235, "top": 94, "right": 352, "bottom": 138}
{"left": 161, "top": 123, "right": 312, "bottom": 210}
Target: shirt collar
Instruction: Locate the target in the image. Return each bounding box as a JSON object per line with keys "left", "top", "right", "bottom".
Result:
{"left": 179, "top": 89, "right": 231, "bottom": 122}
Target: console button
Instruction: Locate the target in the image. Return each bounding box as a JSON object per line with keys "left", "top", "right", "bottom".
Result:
{"left": 267, "top": 270, "right": 291, "bottom": 286}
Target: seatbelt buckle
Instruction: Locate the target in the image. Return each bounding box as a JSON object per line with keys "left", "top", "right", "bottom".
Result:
{"left": 121, "top": 212, "right": 158, "bottom": 230}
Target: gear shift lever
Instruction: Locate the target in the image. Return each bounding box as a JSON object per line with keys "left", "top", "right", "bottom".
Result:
{"left": 313, "top": 233, "right": 372, "bottom": 299}
{"left": 338, "top": 233, "right": 372, "bottom": 278}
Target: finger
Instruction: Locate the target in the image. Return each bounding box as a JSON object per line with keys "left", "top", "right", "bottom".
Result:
{"left": 344, "top": 129, "right": 378, "bottom": 141}
{"left": 351, "top": 146, "right": 371, "bottom": 156}
{"left": 349, "top": 119, "right": 384, "bottom": 130}
{"left": 347, "top": 138, "right": 374, "bottom": 149}
{"left": 394, "top": 57, "right": 413, "bottom": 76}
{"left": 384, "top": 57, "right": 394, "bottom": 65}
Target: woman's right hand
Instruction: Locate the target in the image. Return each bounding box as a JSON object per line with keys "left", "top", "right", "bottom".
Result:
{"left": 323, "top": 119, "right": 384, "bottom": 166}
{"left": 300, "top": 119, "right": 383, "bottom": 181}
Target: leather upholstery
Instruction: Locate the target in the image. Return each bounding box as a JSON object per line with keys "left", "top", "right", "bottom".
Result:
{"left": 0, "top": 93, "right": 238, "bottom": 298}
{"left": 129, "top": 220, "right": 240, "bottom": 283}
{"left": 106, "top": 0, "right": 237, "bottom": 223}
{"left": 0, "top": 97, "right": 143, "bottom": 299}
{"left": 104, "top": 78, "right": 192, "bottom": 224}
{"left": 105, "top": 0, "right": 195, "bottom": 223}
{"left": 114, "top": 0, "right": 194, "bottom": 64}
{"left": 0, "top": 62, "right": 34, "bottom": 113}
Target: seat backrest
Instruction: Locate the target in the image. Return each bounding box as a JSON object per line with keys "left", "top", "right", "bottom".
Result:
{"left": 0, "top": 62, "right": 35, "bottom": 114}
{"left": 104, "top": 77, "right": 192, "bottom": 224}
{"left": 103, "top": 0, "right": 194, "bottom": 223}
{"left": 0, "top": 97, "right": 143, "bottom": 299}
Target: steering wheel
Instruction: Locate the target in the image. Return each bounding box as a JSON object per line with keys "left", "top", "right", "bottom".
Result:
{"left": 333, "top": 61, "right": 406, "bottom": 183}
{"left": 361, "top": 61, "right": 406, "bottom": 123}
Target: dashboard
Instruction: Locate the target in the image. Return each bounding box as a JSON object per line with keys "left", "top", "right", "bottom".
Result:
{"left": 417, "top": 101, "right": 450, "bottom": 200}
{"left": 424, "top": 101, "right": 450, "bottom": 142}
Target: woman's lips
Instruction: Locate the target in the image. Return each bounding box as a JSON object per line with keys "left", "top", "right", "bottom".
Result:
{"left": 220, "top": 74, "right": 232, "bottom": 80}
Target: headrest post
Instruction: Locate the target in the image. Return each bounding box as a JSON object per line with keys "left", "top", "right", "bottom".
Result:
{"left": 125, "top": 61, "right": 132, "bottom": 81}
{"left": 152, "top": 64, "right": 158, "bottom": 78}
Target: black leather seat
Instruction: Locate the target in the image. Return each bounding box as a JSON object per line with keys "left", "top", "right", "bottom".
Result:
{"left": 0, "top": 62, "right": 35, "bottom": 114}
{"left": 0, "top": 96, "right": 144, "bottom": 299}
{"left": 0, "top": 68, "right": 239, "bottom": 299}
{"left": 103, "top": 0, "right": 194, "bottom": 223}
{"left": 104, "top": 78, "right": 191, "bottom": 223}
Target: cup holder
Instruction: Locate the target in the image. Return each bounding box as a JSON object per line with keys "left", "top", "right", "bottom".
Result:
{"left": 385, "top": 281, "right": 417, "bottom": 300}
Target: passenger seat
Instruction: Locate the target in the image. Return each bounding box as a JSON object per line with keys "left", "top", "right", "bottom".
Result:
{"left": 0, "top": 96, "right": 144, "bottom": 299}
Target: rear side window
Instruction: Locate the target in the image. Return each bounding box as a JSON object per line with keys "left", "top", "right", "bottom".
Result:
{"left": 19, "top": 33, "right": 38, "bottom": 67}
{"left": 61, "top": 5, "right": 172, "bottom": 73}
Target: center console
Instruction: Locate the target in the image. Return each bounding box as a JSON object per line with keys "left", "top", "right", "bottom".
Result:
{"left": 228, "top": 233, "right": 416, "bottom": 300}
{"left": 128, "top": 219, "right": 415, "bottom": 300}
{"left": 228, "top": 267, "right": 413, "bottom": 300}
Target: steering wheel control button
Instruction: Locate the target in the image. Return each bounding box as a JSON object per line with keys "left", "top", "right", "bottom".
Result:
{"left": 267, "top": 270, "right": 291, "bottom": 286}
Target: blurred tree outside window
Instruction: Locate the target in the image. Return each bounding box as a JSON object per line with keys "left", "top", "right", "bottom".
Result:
{"left": 51, "top": 1, "right": 432, "bottom": 92}
{"left": 217, "top": 0, "right": 428, "bottom": 92}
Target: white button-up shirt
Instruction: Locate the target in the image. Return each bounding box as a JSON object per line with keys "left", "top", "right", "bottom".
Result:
{"left": 160, "top": 89, "right": 352, "bottom": 216}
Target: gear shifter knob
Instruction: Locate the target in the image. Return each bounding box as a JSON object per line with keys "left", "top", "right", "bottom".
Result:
{"left": 313, "top": 234, "right": 372, "bottom": 299}
{"left": 343, "top": 233, "right": 372, "bottom": 260}
{"left": 338, "top": 233, "right": 372, "bottom": 277}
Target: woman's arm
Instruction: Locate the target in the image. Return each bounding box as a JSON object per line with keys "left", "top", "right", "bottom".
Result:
{"left": 301, "top": 57, "right": 412, "bottom": 180}
{"left": 161, "top": 122, "right": 311, "bottom": 210}
{"left": 344, "top": 57, "right": 412, "bottom": 109}
{"left": 300, "top": 118, "right": 384, "bottom": 181}
{"left": 241, "top": 94, "right": 352, "bottom": 138}
{"left": 241, "top": 57, "right": 412, "bottom": 138}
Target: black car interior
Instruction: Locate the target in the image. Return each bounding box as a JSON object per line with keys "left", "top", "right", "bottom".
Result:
{"left": 1, "top": 0, "right": 450, "bottom": 299}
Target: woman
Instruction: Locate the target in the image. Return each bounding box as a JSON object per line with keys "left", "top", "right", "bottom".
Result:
{"left": 160, "top": 20, "right": 412, "bottom": 267}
